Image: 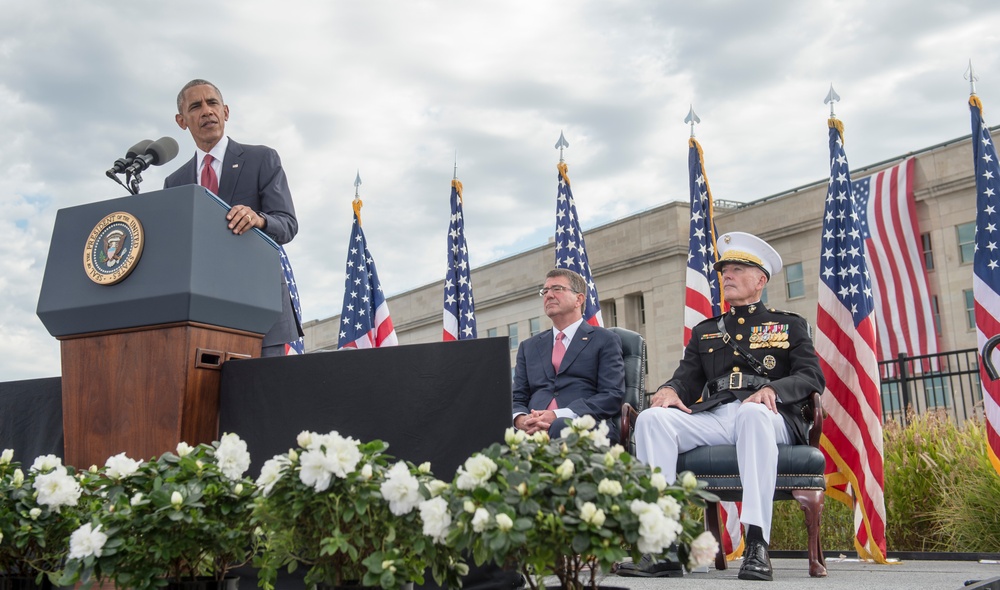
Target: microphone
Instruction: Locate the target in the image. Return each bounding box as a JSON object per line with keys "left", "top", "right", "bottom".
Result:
{"left": 106, "top": 139, "right": 154, "bottom": 176}
{"left": 125, "top": 136, "right": 180, "bottom": 175}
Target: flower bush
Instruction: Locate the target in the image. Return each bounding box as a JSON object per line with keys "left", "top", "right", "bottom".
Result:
{"left": 59, "top": 434, "right": 259, "bottom": 590}
{"left": 437, "top": 417, "right": 720, "bottom": 590}
{"left": 252, "top": 430, "right": 465, "bottom": 589}
{"left": 0, "top": 449, "right": 87, "bottom": 585}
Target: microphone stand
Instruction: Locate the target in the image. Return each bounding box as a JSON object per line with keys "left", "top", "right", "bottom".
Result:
{"left": 106, "top": 169, "right": 139, "bottom": 196}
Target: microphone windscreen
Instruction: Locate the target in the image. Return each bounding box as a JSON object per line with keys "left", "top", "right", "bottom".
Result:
{"left": 125, "top": 139, "right": 154, "bottom": 159}
{"left": 147, "top": 136, "right": 180, "bottom": 166}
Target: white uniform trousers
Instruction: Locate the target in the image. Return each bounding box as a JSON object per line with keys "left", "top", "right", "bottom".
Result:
{"left": 634, "top": 401, "right": 791, "bottom": 543}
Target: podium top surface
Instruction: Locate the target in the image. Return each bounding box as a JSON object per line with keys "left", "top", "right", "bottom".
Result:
{"left": 36, "top": 185, "right": 283, "bottom": 337}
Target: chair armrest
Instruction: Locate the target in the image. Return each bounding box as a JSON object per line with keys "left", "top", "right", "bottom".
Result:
{"left": 620, "top": 402, "right": 639, "bottom": 448}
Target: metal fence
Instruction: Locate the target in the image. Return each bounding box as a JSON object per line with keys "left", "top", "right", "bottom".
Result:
{"left": 878, "top": 348, "right": 984, "bottom": 426}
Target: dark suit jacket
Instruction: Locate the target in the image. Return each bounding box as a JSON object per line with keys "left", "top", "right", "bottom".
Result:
{"left": 164, "top": 139, "right": 301, "bottom": 347}
{"left": 661, "top": 304, "right": 825, "bottom": 445}
{"left": 512, "top": 323, "right": 625, "bottom": 440}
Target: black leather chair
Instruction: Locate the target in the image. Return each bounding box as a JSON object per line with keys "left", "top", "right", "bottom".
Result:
{"left": 620, "top": 381, "right": 827, "bottom": 577}
{"left": 608, "top": 327, "right": 646, "bottom": 455}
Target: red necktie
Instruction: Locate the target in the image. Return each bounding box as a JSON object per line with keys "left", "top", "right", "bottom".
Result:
{"left": 548, "top": 332, "right": 566, "bottom": 410}
{"left": 201, "top": 154, "right": 219, "bottom": 195}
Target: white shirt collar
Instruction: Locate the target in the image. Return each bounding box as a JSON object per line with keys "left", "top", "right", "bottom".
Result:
{"left": 197, "top": 136, "right": 229, "bottom": 176}
{"left": 553, "top": 317, "right": 585, "bottom": 344}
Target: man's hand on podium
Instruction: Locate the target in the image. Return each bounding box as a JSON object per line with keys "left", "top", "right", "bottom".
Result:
{"left": 226, "top": 204, "right": 264, "bottom": 235}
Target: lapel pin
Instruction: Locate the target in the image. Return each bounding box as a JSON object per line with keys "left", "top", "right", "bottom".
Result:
{"left": 582, "top": 337, "right": 589, "bottom": 341}
{"left": 232, "top": 164, "right": 239, "bottom": 168}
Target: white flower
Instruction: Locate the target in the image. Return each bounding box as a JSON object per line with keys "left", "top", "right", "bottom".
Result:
{"left": 495, "top": 513, "right": 514, "bottom": 532}
{"left": 464, "top": 500, "right": 477, "bottom": 513}
{"left": 12, "top": 469, "right": 24, "bottom": 487}
{"left": 426, "top": 479, "right": 448, "bottom": 497}
{"left": 504, "top": 428, "right": 527, "bottom": 446}
{"left": 657, "top": 495, "right": 681, "bottom": 520}
{"left": 579, "top": 502, "right": 606, "bottom": 527}
{"left": 360, "top": 464, "right": 373, "bottom": 480}
{"left": 598, "top": 478, "right": 623, "bottom": 496}
{"left": 256, "top": 456, "right": 289, "bottom": 497}
{"left": 0, "top": 531, "right": 3, "bottom": 543}
{"left": 130, "top": 493, "right": 144, "bottom": 506}
{"left": 556, "top": 458, "right": 575, "bottom": 480}
{"left": 0, "top": 449, "right": 12, "bottom": 465}
{"left": 456, "top": 455, "right": 498, "bottom": 490}
{"left": 299, "top": 449, "right": 334, "bottom": 492}
{"left": 33, "top": 470, "right": 81, "bottom": 509}
{"left": 418, "top": 497, "right": 452, "bottom": 544}
{"left": 176, "top": 442, "right": 194, "bottom": 457}
{"left": 689, "top": 531, "right": 720, "bottom": 569}
{"left": 105, "top": 453, "right": 141, "bottom": 479}
{"left": 29, "top": 508, "right": 42, "bottom": 520}
{"left": 296, "top": 430, "right": 315, "bottom": 448}
{"left": 530, "top": 431, "right": 550, "bottom": 444}
{"left": 323, "top": 434, "right": 362, "bottom": 478}
{"left": 234, "top": 483, "right": 244, "bottom": 495}
{"left": 630, "top": 500, "right": 682, "bottom": 554}
{"left": 471, "top": 507, "right": 491, "bottom": 532}
{"left": 288, "top": 449, "right": 299, "bottom": 462}
{"left": 559, "top": 426, "right": 574, "bottom": 439}
{"left": 30, "top": 454, "right": 64, "bottom": 473}
{"left": 418, "top": 461, "right": 432, "bottom": 474}
{"left": 216, "top": 433, "right": 251, "bottom": 480}
{"left": 650, "top": 472, "right": 667, "bottom": 492}
{"left": 171, "top": 491, "right": 184, "bottom": 508}
{"left": 607, "top": 444, "right": 625, "bottom": 459}
{"left": 380, "top": 462, "right": 422, "bottom": 516}
{"left": 69, "top": 523, "right": 108, "bottom": 559}
{"left": 680, "top": 471, "right": 698, "bottom": 492}
{"left": 572, "top": 415, "right": 597, "bottom": 431}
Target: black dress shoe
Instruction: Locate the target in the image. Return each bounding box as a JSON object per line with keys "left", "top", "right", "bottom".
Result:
{"left": 738, "top": 539, "right": 773, "bottom": 581}
{"left": 613, "top": 553, "right": 684, "bottom": 578}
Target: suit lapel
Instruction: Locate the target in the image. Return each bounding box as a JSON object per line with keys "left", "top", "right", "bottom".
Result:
{"left": 535, "top": 331, "right": 556, "bottom": 379}
{"left": 218, "top": 140, "right": 245, "bottom": 204}
{"left": 558, "top": 322, "right": 593, "bottom": 374}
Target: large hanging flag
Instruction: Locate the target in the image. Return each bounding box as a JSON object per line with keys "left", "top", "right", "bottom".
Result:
{"left": 337, "top": 177, "right": 398, "bottom": 350}
{"left": 553, "top": 132, "right": 602, "bottom": 326}
{"left": 280, "top": 246, "right": 305, "bottom": 355}
{"left": 815, "top": 106, "right": 887, "bottom": 562}
{"left": 443, "top": 176, "right": 477, "bottom": 341}
{"left": 852, "top": 158, "right": 939, "bottom": 365}
{"left": 968, "top": 90, "right": 1000, "bottom": 478}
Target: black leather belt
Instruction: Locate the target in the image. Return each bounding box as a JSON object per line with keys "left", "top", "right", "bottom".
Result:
{"left": 707, "top": 373, "right": 771, "bottom": 394}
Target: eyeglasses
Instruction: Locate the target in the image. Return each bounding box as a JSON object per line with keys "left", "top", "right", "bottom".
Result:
{"left": 538, "top": 285, "right": 579, "bottom": 297}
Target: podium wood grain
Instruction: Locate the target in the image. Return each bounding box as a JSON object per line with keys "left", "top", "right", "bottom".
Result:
{"left": 60, "top": 322, "right": 261, "bottom": 467}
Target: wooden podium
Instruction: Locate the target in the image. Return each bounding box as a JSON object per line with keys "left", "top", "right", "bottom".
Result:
{"left": 36, "top": 186, "right": 283, "bottom": 468}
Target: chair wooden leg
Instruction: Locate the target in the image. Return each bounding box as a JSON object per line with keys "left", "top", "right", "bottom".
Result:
{"left": 704, "top": 501, "right": 727, "bottom": 571}
{"left": 791, "top": 489, "right": 827, "bottom": 577}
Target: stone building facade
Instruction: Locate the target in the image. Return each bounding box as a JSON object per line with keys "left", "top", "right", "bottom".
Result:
{"left": 304, "top": 130, "right": 983, "bottom": 408}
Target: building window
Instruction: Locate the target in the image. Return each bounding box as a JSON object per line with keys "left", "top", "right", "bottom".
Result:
{"left": 923, "top": 376, "right": 950, "bottom": 409}
{"left": 508, "top": 323, "right": 519, "bottom": 350}
{"left": 957, "top": 222, "right": 976, "bottom": 264}
{"left": 880, "top": 382, "right": 902, "bottom": 420}
{"left": 785, "top": 262, "right": 804, "bottom": 300}
{"left": 931, "top": 295, "right": 942, "bottom": 336}
{"left": 760, "top": 286, "right": 768, "bottom": 305}
{"left": 921, "top": 232, "right": 935, "bottom": 271}
{"left": 639, "top": 295, "right": 646, "bottom": 324}
{"left": 601, "top": 300, "right": 617, "bottom": 327}
{"left": 964, "top": 289, "right": 976, "bottom": 330}
{"left": 486, "top": 327, "right": 497, "bottom": 339}
{"left": 529, "top": 317, "right": 542, "bottom": 336}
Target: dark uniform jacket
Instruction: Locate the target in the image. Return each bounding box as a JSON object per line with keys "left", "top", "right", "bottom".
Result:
{"left": 660, "top": 303, "right": 825, "bottom": 445}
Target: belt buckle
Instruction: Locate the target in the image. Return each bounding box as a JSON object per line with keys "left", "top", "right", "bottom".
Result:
{"left": 729, "top": 372, "right": 743, "bottom": 390}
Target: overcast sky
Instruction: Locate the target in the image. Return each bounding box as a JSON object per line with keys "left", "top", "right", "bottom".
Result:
{"left": 3, "top": 1, "right": 1000, "bottom": 381}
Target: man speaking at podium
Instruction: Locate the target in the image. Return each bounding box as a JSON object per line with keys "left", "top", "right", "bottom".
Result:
{"left": 165, "top": 79, "right": 301, "bottom": 357}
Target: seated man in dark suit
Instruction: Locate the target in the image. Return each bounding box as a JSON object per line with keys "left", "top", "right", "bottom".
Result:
{"left": 512, "top": 268, "right": 624, "bottom": 440}
{"left": 165, "top": 79, "right": 301, "bottom": 357}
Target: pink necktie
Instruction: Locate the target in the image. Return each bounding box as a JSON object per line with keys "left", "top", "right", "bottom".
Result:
{"left": 548, "top": 332, "right": 566, "bottom": 410}
{"left": 201, "top": 154, "right": 219, "bottom": 195}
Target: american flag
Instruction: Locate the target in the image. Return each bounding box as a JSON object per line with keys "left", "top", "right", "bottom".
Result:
{"left": 852, "top": 158, "right": 938, "bottom": 366}
{"left": 683, "top": 137, "right": 724, "bottom": 344}
{"left": 443, "top": 178, "right": 477, "bottom": 341}
{"left": 815, "top": 118, "right": 887, "bottom": 563}
{"left": 969, "top": 94, "right": 1000, "bottom": 478}
{"left": 683, "top": 137, "right": 742, "bottom": 558}
{"left": 337, "top": 199, "right": 398, "bottom": 349}
{"left": 279, "top": 246, "right": 305, "bottom": 355}
{"left": 555, "top": 161, "right": 602, "bottom": 326}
